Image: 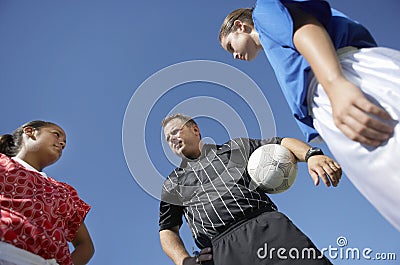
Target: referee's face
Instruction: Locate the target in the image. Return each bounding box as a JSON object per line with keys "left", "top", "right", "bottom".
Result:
{"left": 164, "top": 118, "right": 201, "bottom": 159}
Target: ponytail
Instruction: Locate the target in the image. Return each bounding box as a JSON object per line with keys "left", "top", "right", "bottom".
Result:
{"left": 0, "top": 134, "right": 17, "bottom": 157}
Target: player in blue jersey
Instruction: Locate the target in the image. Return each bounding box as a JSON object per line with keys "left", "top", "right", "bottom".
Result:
{"left": 219, "top": 0, "right": 400, "bottom": 231}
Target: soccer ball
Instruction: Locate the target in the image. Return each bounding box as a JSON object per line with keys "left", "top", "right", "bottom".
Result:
{"left": 247, "top": 144, "right": 298, "bottom": 194}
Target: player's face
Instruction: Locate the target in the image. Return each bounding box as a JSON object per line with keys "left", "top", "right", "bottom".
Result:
{"left": 164, "top": 119, "right": 201, "bottom": 159}
{"left": 25, "top": 124, "right": 67, "bottom": 167}
{"left": 221, "top": 27, "right": 260, "bottom": 61}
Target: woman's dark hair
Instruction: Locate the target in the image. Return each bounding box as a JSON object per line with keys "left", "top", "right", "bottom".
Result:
{"left": 0, "top": 120, "right": 58, "bottom": 157}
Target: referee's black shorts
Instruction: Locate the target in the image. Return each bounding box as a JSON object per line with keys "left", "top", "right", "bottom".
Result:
{"left": 204, "top": 209, "right": 332, "bottom": 265}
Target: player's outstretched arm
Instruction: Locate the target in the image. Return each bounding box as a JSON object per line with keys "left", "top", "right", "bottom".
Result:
{"left": 290, "top": 6, "right": 394, "bottom": 147}
{"left": 281, "top": 138, "right": 342, "bottom": 187}
{"left": 160, "top": 226, "right": 212, "bottom": 265}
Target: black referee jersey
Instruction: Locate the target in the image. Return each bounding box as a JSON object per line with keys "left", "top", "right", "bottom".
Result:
{"left": 159, "top": 137, "right": 282, "bottom": 248}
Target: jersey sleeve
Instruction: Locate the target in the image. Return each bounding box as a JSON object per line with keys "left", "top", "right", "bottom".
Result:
{"left": 253, "top": 0, "right": 332, "bottom": 48}
{"left": 159, "top": 200, "right": 184, "bottom": 231}
{"left": 62, "top": 182, "right": 91, "bottom": 241}
{"left": 159, "top": 177, "right": 185, "bottom": 231}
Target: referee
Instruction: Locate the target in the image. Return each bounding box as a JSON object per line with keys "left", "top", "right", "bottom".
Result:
{"left": 159, "top": 114, "right": 341, "bottom": 265}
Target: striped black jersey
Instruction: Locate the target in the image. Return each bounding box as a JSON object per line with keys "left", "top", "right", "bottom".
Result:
{"left": 159, "top": 137, "right": 282, "bottom": 248}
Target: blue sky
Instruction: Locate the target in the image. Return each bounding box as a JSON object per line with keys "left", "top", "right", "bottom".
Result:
{"left": 1, "top": 1, "right": 399, "bottom": 264}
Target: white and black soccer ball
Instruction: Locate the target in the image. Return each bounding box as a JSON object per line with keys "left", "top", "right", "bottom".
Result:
{"left": 247, "top": 144, "right": 298, "bottom": 194}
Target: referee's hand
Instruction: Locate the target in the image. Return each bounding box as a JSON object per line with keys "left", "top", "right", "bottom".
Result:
{"left": 307, "top": 155, "right": 342, "bottom": 187}
{"left": 183, "top": 247, "right": 213, "bottom": 265}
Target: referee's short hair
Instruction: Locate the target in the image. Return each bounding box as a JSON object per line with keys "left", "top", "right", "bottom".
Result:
{"left": 162, "top": 113, "right": 198, "bottom": 128}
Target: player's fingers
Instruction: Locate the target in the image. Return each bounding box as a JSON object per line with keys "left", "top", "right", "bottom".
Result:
{"left": 339, "top": 113, "right": 390, "bottom": 141}
{"left": 336, "top": 122, "right": 383, "bottom": 147}
{"left": 334, "top": 102, "right": 394, "bottom": 146}
{"left": 357, "top": 97, "right": 393, "bottom": 121}
{"left": 349, "top": 104, "right": 394, "bottom": 136}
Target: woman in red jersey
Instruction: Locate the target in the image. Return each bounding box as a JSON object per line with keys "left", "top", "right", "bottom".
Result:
{"left": 0, "top": 120, "right": 94, "bottom": 265}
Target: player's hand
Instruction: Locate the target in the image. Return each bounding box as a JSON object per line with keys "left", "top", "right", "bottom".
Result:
{"left": 183, "top": 248, "right": 213, "bottom": 265}
{"left": 307, "top": 155, "right": 342, "bottom": 187}
{"left": 327, "top": 78, "right": 394, "bottom": 147}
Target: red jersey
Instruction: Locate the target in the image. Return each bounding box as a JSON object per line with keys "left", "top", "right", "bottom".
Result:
{"left": 0, "top": 154, "right": 91, "bottom": 265}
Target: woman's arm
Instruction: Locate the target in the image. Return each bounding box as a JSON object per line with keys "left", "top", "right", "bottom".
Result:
{"left": 289, "top": 5, "right": 394, "bottom": 146}
{"left": 71, "top": 222, "right": 95, "bottom": 265}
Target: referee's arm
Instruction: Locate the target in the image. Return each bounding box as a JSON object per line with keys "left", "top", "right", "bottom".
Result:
{"left": 280, "top": 137, "right": 312, "bottom": 162}
{"left": 160, "top": 226, "right": 191, "bottom": 265}
{"left": 280, "top": 137, "right": 342, "bottom": 187}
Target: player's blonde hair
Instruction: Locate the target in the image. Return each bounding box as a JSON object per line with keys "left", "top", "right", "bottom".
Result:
{"left": 219, "top": 8, "right": 254, "bottom": 43}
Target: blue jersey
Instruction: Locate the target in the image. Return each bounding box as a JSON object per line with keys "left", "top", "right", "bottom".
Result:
{"left": 253, "top": 0, "right": 377, "bottom": 141}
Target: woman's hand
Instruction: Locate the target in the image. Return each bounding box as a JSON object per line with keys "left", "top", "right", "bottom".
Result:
{"left": 327, "top": 78, "right": 394, "bottom": 146}
{"left": 291, "top": 7, "right": 395, "bottom": 147}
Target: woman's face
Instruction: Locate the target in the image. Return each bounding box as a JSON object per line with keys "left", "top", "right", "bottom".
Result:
{"left": 220, "top": 26, "right": 261, "bottom": 61}
{"left": 26, "top": 124, "right": 67, "bottom": 167}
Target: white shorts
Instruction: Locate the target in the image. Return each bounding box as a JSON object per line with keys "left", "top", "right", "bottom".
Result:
{"left": 308, "top": 47, "right": 400, "bottom": 231}
{"left": 0, "top": 242, "right": 58, "bottom": 265}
